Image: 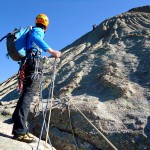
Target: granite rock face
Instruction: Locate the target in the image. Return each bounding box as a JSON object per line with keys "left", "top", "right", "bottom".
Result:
{"left": 0, "top": 5, "right": 150, "bottom": 150}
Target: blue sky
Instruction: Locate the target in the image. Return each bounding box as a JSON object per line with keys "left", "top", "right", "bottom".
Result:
{"left": 0, "top": 0, "right": 149, "bottom": 83}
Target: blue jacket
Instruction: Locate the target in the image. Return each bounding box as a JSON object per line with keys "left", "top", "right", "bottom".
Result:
{"left": 26, "top": 27, "right": 51, "bottom": 52}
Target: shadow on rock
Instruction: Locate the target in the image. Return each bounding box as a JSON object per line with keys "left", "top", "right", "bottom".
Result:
{"left": 0, "top": 133, "right": 12, "bottom": 138}
{"left": 144, "top": 116, "right": 150, "bottom": 139}
{"left": 0, "top": 89, "right": 19, "bottom": 102}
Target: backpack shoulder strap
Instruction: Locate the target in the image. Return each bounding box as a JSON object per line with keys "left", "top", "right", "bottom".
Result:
{"left": 26, "top": 26, "right": 32, "bottom": 39}
{"left": 0, "top": 29, "right": 19, "bottom": 42}
{"left": 28, "top": 26, "right": 32, "bottom": 31}
{"left": 0, "top": 34, "right": 9, "bottom": 42}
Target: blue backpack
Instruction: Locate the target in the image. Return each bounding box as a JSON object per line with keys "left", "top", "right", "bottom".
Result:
{"left": 0, "top": 26, "right": 32, "bottom": 61}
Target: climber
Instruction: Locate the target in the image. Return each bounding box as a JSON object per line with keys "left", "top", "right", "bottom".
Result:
{"left": 92, "top": 24, "right": 97, "bottom": 30}
{"left": 12, "top": 14, "right": 61, "bottom": 143}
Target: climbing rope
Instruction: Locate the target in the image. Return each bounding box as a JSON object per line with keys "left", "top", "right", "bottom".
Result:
{"left": 36, "top": 100, "right": 53, "bottom": 149}
{"left": 36, "top": 58, "right": 57, "bottom": 150}
{"left": 45, "top": 58, "right": 57, "bottom": 145}
{"left": 36, "top": 78, "right": 53, "bottom": 150}
{"left": 67, "top": 103, "right": 79, "bottom": 150}
{"left": 69, "top": 100, "right": 118, "bottom": 150}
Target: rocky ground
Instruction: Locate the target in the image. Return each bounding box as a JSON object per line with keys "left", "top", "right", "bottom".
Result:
{"left": 0, "top": 102, "right": 55, "bottom": 150}
{"left": 0, "top": 5, "right": 150, "bottom": 150}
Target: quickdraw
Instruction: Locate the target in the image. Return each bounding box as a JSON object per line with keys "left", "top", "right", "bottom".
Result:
{"left": 18, "top": 63, "right": 26, "bottom": 93}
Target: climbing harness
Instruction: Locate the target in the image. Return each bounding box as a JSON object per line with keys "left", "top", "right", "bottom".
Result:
{"left": 31, "top": 50, "right": 43, "bottom": 81}
{"left": 31, "top": 58, "right": 40, "bottom": 81}
{"left": 17, "top": 49, "right": 42, "bottom": 93}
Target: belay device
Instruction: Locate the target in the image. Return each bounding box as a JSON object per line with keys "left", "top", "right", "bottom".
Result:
{"left": 0, "top": 26, "right": 32, "bottom": 61}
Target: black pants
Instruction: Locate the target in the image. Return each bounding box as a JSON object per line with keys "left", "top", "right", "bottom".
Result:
{"left": 12, "top": 57, "right": 43, "bottom": 135}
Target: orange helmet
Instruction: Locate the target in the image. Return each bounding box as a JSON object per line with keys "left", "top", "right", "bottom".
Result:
{"left": 35, "top": 14, "right": 49, "bottom": 27}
